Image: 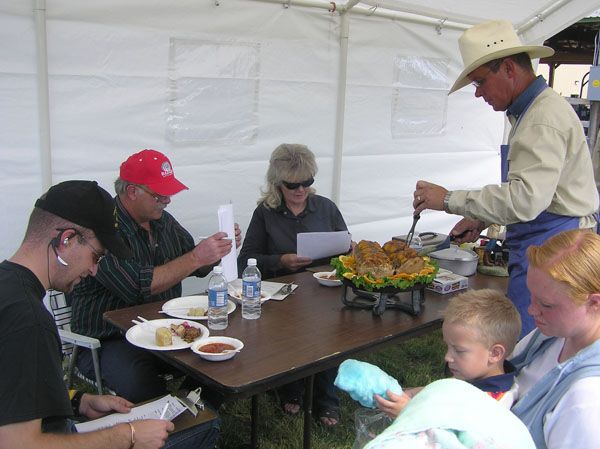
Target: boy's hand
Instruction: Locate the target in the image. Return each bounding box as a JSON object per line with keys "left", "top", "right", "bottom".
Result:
{"left": 374, "top": 390, "right": 411, "bottom": 419}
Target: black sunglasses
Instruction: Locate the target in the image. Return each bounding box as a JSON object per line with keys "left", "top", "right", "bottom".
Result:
{"left": 281, "top": 178, "right": 314, "bottom": 190}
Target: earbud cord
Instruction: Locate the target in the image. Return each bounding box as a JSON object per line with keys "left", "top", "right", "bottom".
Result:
{"left": 46, "top": 242, "right": 55, "bottom": 291}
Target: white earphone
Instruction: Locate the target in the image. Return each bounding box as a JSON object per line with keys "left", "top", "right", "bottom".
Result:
{"left": 55, "top": 237, "right": 69, "bottom": 266}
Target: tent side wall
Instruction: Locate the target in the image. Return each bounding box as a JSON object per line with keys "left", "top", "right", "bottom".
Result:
{"left": 0, "top": 0, "right": 595, "bottom": 260}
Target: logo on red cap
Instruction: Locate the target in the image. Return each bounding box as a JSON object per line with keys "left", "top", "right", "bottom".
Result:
{"left": 160, "top": 161, "right": 173, "bottom": 178}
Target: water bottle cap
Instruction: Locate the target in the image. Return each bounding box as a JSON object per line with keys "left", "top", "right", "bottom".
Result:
{"left": 247, "top": 258, "right": 257, "bottom": 266}
{"left": 213, "top": 266, "right": 223, "bottom": 274}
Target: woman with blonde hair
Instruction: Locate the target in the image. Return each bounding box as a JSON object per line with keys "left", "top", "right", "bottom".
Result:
{"left": 238, "top": 143, "right": 347, "bottom": 279}
{"left": 237, "top": 143, "right": 348, "bottom": 426}
{"left": 509, "top": 229, "right": 600, "bottom": 448}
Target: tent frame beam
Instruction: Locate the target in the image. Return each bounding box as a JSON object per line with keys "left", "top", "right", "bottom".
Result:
{"left": 34, "top": 0, "right": 52, "bottom": 191}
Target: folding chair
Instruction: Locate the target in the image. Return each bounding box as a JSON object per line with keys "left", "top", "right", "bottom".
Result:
{"left": 47, "top": 290, "right": 113, "bottom": 395}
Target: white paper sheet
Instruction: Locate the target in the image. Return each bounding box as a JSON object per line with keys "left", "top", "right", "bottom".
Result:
{"left": 297, "top": 231, "right": 351, "bottom": 260}
{"left": 218, "top": 203, "right": 238, "bottom": 282}
{"left": 75, "top": 395, "right": 187, "bottom": 433}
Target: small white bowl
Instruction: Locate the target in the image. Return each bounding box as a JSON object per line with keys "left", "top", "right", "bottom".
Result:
{"left": 313, "top": 271, "right": 343, "bottom": 287}
{"left": 191, "top": 336, "right": 244, "bottom": 361}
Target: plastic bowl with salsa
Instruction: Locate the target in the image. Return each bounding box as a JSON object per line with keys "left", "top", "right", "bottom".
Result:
{"left": 191, "top": 336, "right": 244, "bottom": 361}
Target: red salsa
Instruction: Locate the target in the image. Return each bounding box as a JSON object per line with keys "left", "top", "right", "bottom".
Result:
{"left": 199, "top": 343, "right": 235, "bottom": 353}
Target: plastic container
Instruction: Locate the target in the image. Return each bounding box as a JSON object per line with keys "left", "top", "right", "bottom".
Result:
{"left": 207, "top": 266, "right": 228, "bottom": 330}
{"left": 191, "top": 336, "right": 244, "bottom": 362}
{"left": 429, "top": 246, "right": 479, "bottom": 276}
{"left": 313, "top": 271, "right": 342, "bottom": 287}
{"left": 242, "top": 258, "right": 262, "bottom": 319}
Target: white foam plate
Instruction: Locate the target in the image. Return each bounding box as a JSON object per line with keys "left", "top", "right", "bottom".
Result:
{"left": 227, "top": 289, "right": 272, "bottom": 304}
{"left": 126, "top": 319, "right": 209, "bottom": 351}
{"left": 161, "top": 295, "right": 236, "bottom": 320}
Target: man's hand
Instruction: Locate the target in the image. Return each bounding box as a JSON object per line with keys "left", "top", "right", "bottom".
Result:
{"left": 450, "top": 218, "right": 486, "bottom": 243}
{"left": 374, "top": 390, "right": 411, "bottom": 419}
{"left": 279, "top": 254, "right": 312, "bottom": 272}
{"left": 80, "top": 393, "right": 133, "bottom": 419}
{"left": 413, "top": 180, "right": 448, "bottom": 215}
{"left": 192, "top": 232, "right": 233, "bottom": 267}
{"left": 234, "top": 223, "right": 242, "bottom": 248}
{"left": 128, "top": 420, "right": 174, "bottom": 449}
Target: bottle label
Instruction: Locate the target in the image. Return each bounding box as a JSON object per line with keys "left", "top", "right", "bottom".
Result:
{"left": 242, "top": 280, "right": 261, "bottom": 299}
{"left": 208, "top": 289, "right": 228, "bottom": 307}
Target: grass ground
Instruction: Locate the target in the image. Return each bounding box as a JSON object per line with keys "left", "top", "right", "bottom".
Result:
{"left": 217, "top": 329, "right": 447, "bottom": 449}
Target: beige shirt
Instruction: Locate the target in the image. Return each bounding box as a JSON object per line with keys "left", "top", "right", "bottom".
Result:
{"left": 449, "top": 88, "right": 598, "bottom": 228}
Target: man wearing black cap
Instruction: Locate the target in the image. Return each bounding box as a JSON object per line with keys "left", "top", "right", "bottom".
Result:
{"left": 69, "top": 149, "right": 240, "bottom": 403}
{"left": 0, "top": 180, "right": 218, "bottom": 449}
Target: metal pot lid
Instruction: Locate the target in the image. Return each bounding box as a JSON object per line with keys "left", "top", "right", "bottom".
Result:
{"left": 429, "top": 246, "right": 478, "bottom": 262}
{"left": 392, "top": 232, "right": 449, "bottom": 247}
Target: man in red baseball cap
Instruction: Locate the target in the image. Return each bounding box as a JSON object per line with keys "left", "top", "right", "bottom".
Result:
{"left": 119, "top": 148, "right": 188, "bottom": 196}
{"left": 68, "top": 149, "right": 241, "bottom": 405}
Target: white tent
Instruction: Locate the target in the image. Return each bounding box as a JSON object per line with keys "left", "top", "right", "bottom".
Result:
{"left": 1, "top": 0, "right": 599, "bottom": 265}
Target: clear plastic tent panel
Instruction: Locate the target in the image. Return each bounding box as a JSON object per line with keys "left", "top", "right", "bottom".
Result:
{"left": 391, "top": 56, "right": 449, "bottom": 137}
{"left": 166, "top": 38, "right": 260, "bottom": 144}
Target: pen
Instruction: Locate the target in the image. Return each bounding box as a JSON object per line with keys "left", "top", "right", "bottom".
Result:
{"left": 159, "top": 403, "right": 169, "bottom": 420}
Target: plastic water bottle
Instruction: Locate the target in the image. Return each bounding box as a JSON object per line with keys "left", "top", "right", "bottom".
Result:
{"left": 242, "top": 258, "right": 261, "bottom": 320}
{"left": 207, "top": 266, "right": 228, "bottom": 330}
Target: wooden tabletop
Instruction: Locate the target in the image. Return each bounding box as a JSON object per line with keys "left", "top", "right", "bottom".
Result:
{"left": 104, "top": 270, "right": 508, "bottom": 400}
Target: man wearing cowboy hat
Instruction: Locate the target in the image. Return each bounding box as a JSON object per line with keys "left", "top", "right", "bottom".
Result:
{"left": 413, "top": 20, "right": 598, "bottom": 336}
{"left": 69, "top": 149, "right": 241, "bottom": 404}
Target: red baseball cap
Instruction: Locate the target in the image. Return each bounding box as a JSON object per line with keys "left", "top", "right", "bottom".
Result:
{"left": 119, "top": 149, "right": 188, "bottom": 196}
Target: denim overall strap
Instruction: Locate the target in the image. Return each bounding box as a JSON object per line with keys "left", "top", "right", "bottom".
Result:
{"left": 511, "top": 337, "right": 600, "bottom": 449}
{"left": 506, "top": 211, "right": 580, "bottom": 336}
{"left": 500, "top": 145, "right": 510, "bottom": 182}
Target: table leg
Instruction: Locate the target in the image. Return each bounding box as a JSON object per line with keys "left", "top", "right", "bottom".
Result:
{"left": 303, "top": 375, "right": 314, "bottom": 449}
{"left": 251, "top": 394, "right": 259, "bottom": 449}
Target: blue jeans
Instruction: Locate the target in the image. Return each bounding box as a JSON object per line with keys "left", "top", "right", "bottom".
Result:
{"left": 68, "top": 417, "right": 220, "bottom": 449}
{"left": 77, "top": 338, "right": 181, "bottom": 402}
{"left": 164, "top": 417, "right": 220, "bottom": 449}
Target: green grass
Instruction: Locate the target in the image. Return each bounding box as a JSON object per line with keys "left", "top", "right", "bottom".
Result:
{"left": 217, "top": 330, "right": 446, "bottom": 449}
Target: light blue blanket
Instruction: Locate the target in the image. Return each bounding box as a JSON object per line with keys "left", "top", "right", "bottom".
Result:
{"left": 364, "top": 378, "right": 535, "bottom": 449}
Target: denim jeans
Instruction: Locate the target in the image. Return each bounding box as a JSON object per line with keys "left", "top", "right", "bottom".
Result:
{"left": 164, "top": 417, "right": 220, "bottom": 449}
{"left": 77, "top": 338, "right": 181, "bottom": 402}
{"left": 68, "top": 416, "right": 220, "bottom": 449}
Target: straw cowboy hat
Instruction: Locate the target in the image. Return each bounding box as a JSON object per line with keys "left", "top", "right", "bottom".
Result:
{"left": 449, "top": 19, "right": 554, "bottom": 94}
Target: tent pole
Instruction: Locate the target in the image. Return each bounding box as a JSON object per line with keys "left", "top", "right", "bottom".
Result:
{"left": 331, "top": 7, "right": 351, "bottom": 205}
{"left": 251, "top": 0, "right": 469, "bottom": 30}
{"left": 518, "top": 0, "right": 574, "bottom": 34}
{"left": 33, "top": 0, "right": 52, "bottom": 190}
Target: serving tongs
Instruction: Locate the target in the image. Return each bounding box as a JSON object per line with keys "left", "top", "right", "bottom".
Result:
{"left": 405, "top": 213, "right": 421, "bottom": 247}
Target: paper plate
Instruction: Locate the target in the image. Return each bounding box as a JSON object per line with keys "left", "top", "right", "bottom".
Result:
{"left": 161, "top": 295, "right": 236, "bottom": 320}
{"left": 126, "top": 319, "right": 208, "bottom": 351}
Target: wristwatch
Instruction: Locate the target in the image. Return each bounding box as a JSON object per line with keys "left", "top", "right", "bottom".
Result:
{"left": 443, "top": 191, "right": 452, "bottom": 213}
